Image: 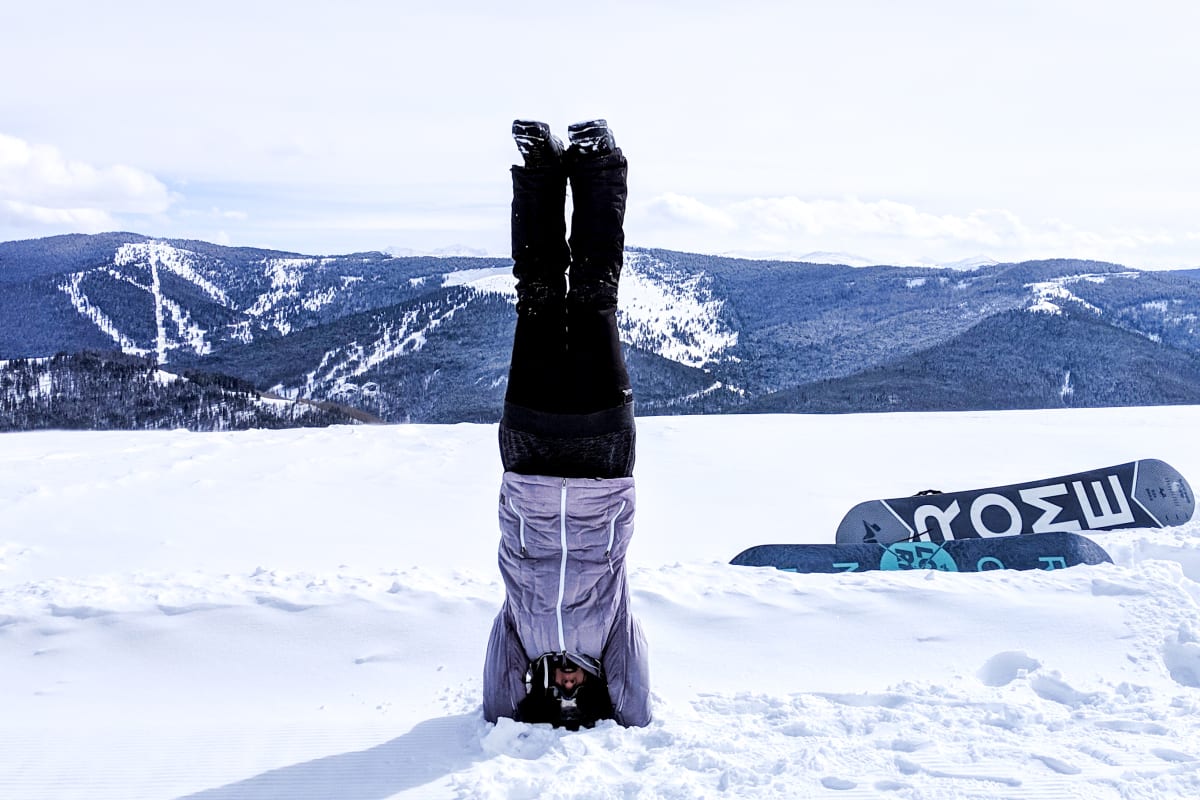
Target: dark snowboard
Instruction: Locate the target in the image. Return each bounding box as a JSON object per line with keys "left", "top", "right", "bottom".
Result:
{"left": 836, "top": 459, "right": 1194, "bottom": 545}
{"left": 732, "top": 531, "right": 1113, "bottom": 574}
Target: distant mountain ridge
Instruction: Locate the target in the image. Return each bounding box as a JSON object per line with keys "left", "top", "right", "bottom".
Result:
{"left": 3, "top": 232, "right": 1200, "bottom": 426}
{"left": 0, "top": 351, "right": 364, "bottom": 432}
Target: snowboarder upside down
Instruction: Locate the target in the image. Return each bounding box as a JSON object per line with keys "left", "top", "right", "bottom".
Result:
{"left": 482, "top": 119, "right": 651, "bottom": 729}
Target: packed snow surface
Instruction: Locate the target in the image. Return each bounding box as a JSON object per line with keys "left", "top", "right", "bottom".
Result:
{"left": 3, "top": 407, "right": 1200, "bottom": 799}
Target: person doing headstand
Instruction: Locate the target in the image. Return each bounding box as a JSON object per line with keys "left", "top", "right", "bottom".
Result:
{"left": 482, "top": 119, "right": 651, "bottom": 730}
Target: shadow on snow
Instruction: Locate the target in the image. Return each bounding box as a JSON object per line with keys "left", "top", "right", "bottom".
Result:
{"left": 174, "top": 713, "right": 485, "bottom": 800}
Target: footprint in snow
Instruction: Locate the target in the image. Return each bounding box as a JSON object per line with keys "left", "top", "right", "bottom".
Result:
{"left": 254, "top": 595, "right": 316, "bottom": 613}
{"left": 821, "top": 777, "right": 857, "bottom": 790}
{"left": 873, "top": 780, "right": 911, "bottom": 792}
{"left": 1031, "top": 754, "right": 1081, "bottom": 775}
{"left": 1093, "top": 719, "right": 1169, "bottom": 735}
{"left": 1028, "top": 674, "right": 1102, "bottom": 707}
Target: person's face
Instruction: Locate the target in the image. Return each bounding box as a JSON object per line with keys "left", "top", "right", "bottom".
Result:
{"left": 554, "top": 664, "right": 587, "bottom": 692}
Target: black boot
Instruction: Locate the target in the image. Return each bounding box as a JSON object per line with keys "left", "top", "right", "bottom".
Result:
{"left": 566, "top": 120, "right": 626, "bottom": 310}
{"left": 511, "top": 121, "right": 569, "bottom": 316}
{"left": 566, "top": 119, "right": 616, "bottom": 159}
{"left": 513, "top": 120, "right": 564, "bottom": 169}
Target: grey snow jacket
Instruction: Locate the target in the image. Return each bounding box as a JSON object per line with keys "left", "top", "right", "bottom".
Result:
{"left": 483, "top": 471, "right": 651, "bottom": 727}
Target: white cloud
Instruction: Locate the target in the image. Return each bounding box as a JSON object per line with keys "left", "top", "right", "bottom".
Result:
{"left": 727, "top": 197, "right": 1028, "bottom": 245}
{"left": 635, "top": 193, "right": 1188, "bottom": 267}
{"left": 0, "top": 133, "right": 172, "bottom": 222}
{"left": 645, "top": 192, "right": 737, "bottom": 232}
{"left": 0, "top": 199, "right": 113, "bottom": 231}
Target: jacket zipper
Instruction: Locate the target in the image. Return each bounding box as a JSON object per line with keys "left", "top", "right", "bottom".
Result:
{"left": 508, "top": 497, "right": 528, "bottom": 557}
{"left": 556, "top": 477, "right": 568, "bottom": 653}
{"left": 606, "top": 500, "right": 627, "bottom": 574}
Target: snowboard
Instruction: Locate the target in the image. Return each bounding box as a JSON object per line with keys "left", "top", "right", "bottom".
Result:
{"left": 835, "top": 459, "right": 1194, "bottom": 545}
{"left": 731, "top": 531, "right": 1113, "bottom": 574}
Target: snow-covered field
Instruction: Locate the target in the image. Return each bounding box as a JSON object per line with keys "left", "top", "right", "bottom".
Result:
{"left": 3, "top": 408, "right": 1200, "bottom": 799}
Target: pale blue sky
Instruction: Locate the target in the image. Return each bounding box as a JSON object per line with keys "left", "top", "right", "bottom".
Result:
{"left": 3, "top": 0, "right": 1199, "bottom": 268}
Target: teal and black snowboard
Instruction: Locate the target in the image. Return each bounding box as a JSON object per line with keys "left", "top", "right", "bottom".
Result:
{"left": 836, "top": 459, "right": 1193, "bottom": 545}
{"left": 732, "top": 531, "right": 1113, "bottom": 574}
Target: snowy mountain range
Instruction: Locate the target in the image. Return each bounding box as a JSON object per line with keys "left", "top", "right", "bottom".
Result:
{"left": 3, "top": 232, "right": 1200, "bottom": 425}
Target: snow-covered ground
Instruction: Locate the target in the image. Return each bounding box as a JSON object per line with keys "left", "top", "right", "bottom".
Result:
{"left": 2, "top": 407, "right": 1200, "bottom": 799}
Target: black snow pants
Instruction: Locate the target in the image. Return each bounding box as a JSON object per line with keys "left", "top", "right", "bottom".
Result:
{"left": 499, "top": 151, "right": 635, "bottom": 480}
